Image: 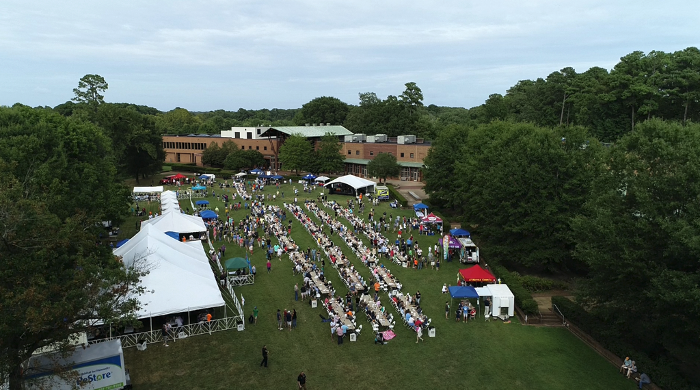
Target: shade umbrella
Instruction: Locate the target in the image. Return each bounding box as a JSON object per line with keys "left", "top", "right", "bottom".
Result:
{"left": 413, "top": 203, "right": 429, "bottom": 211}
{"left": 270, "top": 175, "right": 284, "bottom": 180}
{"left": 171, "top": 173, "right": 186, "bottom": 180}
{"left": 195, "top": 200, "right": 209, "bottom": 205}
{"left": 191, "top": 185, "right": 206, "bottom": 191}
{"left": 302, "top": 174, "right": 316, "bottom": 180}
{"left": 250, "top": 168, "right": 264, "bottom": 174}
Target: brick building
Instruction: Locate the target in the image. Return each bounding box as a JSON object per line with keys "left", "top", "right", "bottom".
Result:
{"left": 162, "top": 125, "right": 429, "bottom": 181}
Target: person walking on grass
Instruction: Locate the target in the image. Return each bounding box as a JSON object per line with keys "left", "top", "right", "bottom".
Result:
{"left": 260, "top": 345, "right": 269, "bottom": 367}
{"left": 162, "top": 323, "right": 170, "bottom": 347}
{"left": 267, "top": 259, "right": 272, "bottom": 274}
{"left": 297, "top": 371, "right": 307, "bottom": 389}
{"left": 445, "top": 301, "right": 450, "bottom": 320}
{"left": 277, "top": 309, "right": 283, "bottom": 330}
{"left": 416, "top": 325, "right": 424, "bottom": 343}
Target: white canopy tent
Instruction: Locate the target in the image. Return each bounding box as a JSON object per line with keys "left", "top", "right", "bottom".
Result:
{"left": 315, "top": 176, "right": 330, "bottom": 183}
{"left": 324, "top": 175, "right": 376, "bottom": 195}
{"left": 141, "top": 210, "right": 206, "bottom": 234}
{"left": 476, "top": 284, "right": 515, "bottom": 319}
{"left": 235, "top": 172, "right": 247, "bottom": 177}
{"left": 133, "top": 186, "right": 163, "bottom": 193}
{"left": 113, "top": 224, "right": 224, "bottom": 319}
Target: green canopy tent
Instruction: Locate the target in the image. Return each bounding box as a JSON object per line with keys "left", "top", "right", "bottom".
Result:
{"left": 225, "top": 257, "right": 249, "bottom": 272}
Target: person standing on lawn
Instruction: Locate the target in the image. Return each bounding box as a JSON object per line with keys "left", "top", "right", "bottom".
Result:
{"left": 253, "top": 306, "right": 259, "bottom": 324}
{"left": 277, "top": 309, "right": 283, "bottom": 330}
{"left": 297, "top": 371, "right": 307, "bottom": 389}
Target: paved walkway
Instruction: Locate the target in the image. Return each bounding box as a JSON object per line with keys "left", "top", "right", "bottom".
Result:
{"left": 383, "top": 179, "right": 427, "bottom": 205}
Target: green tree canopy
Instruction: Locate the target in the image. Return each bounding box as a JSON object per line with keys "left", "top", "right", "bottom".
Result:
{"left": 202, "top": 140, "right": 238, "bottom": 168}
{"left": 455, "top": 121, "right": 604, "bottom": 270}
{"left": 0, "top": 106, "right": 143, "bottom": 389}
{"left": 367, "top": 152, "right": 400, "bottom": 183}
{"left": 72, "top": 74, "right": 108, "bottom": 111}
{"left": 295, "top": 96, "right": 349, "bottom": 126}
{"left": 224, "top": 149, "right": 266, "bottom": 171}
{"left": 312, "top": 132, "right": 345, "bottom": 174}
{"left": 572, "top": 120, "right": 700, "bottom": 379}
{"left": 96, "top": 104, "right": 164, "bottom": 183}
{"left": 279, "top": 134, "right": 312, "bottom": 174}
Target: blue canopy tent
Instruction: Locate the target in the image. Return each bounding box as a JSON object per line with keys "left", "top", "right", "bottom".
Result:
{"left": 449, "top": 285, "right": 480, "bottom": 316}
{"left": 250, "top": 168, "right": 264, "bottom": 174}
{"left": 302, "top": 174, "right": 316, "bottom": 181}
{"left": 115, "top": 239, "right": 129, "bottom": 248}
{"left": 413, "top": 203, "right": 429, "bottom": 211}
{"left": 449, "top": 286, "right": 479, "bottom": 299}
{"left": 270, "top": 175, "right": 284, "bottom": 180}
{"left": 450, "top": 228, "right": 470, "bottom": 237}
{"left": 200, "top": 210, "right": 218, "bottom": 220}
{"left": 195, "top": 200, "right": 209, "bottom": 206}
{"left": 199, "top": 174, "right": 211, "bottom": 180}
{"left": 191, "top": 185, "right": 206, "bottom": 191}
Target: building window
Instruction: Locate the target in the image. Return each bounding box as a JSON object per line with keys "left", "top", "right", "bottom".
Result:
{"left": 348, "top": 150, "right": 352, "bottom": 155}
{"left": 235, "top": 132, "right": 240, "bottom": 138}
{"left": 249, "top": 146, "right": 252, "bottom": 149}
{"left": 264, "top": 146, "right": 267, "bottom": 150}
{"left": 400, "top": 153, "right": 404, "bottom": 157}
{"left": 241, "top": 145, "right": 245, "bottom": 150}
{"left": 247, "top": 133, "right": 253, "bottom": 139}
{"left": 356, "top": 150, "right": 360, "bottom": 155}
{"left": 370, "top": 151, "right": 374, "bottom": 156}
{"left": 257, "top": 129, "right": 261, "bottom": 135}
{"left": 256, "top": 146, "right": 259, "bottom": 150}
{"left": 410, "top": 153, "right": 414, "bottom": 158}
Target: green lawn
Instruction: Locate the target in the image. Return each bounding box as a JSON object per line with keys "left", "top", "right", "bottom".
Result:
{"left": 121, "top": 178, "right": 634, "bottom": 389}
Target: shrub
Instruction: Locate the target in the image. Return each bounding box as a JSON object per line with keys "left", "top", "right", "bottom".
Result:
{"left": 161, "top": 165, "right": 172, "bottom": 172}
{"left": 519, "top": 275, "right": 568, "bottom": 293}
{"left": 491, "top": 265, "right": 539, "bottom": 315}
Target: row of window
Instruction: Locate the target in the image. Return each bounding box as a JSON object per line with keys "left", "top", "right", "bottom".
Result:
{"left": 241, "top": 145, "right": 267, "bottom": 151}
{"left": 163, "top": 142, "right": 207, "bottom": 150}
{"left": 346, "top": 150, "right": 414, "bottom": 158}
{"left": 163, "top": 142, "right": 269, "bottom": 151}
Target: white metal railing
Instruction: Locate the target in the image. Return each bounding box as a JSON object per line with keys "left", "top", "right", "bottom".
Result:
{"left": 87, "top": 317, "right": 241, "bottom": 349}
{"left": 228, "top": 274, "right": 254, "bottom": 286}
{"left": 226, "top": 287, "right": 245, "bottom": 330}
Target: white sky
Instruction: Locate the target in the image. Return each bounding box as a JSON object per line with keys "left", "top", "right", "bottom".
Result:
{"left": 1, "top": 0, "right": 698, "bottom": 111}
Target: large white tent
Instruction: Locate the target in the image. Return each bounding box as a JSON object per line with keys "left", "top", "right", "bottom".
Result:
{"left": 476, "top": 284, "right": 515, "bottom": 319}
{"left": 113, "top": 224, "right": 224, "bottom": 319}
{"left": 141, "top": 210, "right": 206, "bottom": 234}
{"left": 133, "top": 186, "right": 163, "bottom": 193}
{"left": 324, "top": 175, "right": 376, "bottom": 195}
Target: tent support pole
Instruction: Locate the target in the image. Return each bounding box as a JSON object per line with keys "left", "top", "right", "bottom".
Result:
{"left": 188, "top": 308, "right": 190, "bottom": 327}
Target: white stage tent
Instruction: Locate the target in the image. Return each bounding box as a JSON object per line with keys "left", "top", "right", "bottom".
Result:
{"left": 141, "top": 210, "right": 206, "bottom": 234}
{"left": 133, "top": 186, "right": 163, "bottom": 193}
{"left": 324, "top": 175, "right": 376, "bottom": 195}
{"left": 113, "top": 225, "right": 224, "bottom": 319}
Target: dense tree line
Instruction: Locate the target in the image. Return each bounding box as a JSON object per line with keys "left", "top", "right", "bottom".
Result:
{"left": 424, "top": 119, "right": 700, "bottom": 387}
{"left": 469, "top": 48, "right": 700, "bottom": 141}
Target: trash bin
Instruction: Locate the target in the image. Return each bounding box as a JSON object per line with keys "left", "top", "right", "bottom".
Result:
{"left": 428, "top": 327, "right": 436, "bottom": 337}
{"left": 311, "top": 300, "right": 317, "bottom": 308}
{"left": 350, "top": 333, "right": 357, "bottom": 342}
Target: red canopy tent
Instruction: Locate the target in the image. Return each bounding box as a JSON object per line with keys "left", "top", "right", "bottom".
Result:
{"left": 421, "top": 213, "right": 443, "bottom": 224}
{"left": 171, "top": 173, "right": 187, "bottom": 180}
{"left": 458, "top": 265, "right": 496, "bottom": 283}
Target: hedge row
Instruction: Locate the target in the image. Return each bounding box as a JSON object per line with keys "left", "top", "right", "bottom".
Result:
{"left": 552, "top": 296, "right": 689, "bottom": 390}
{"left": 516, "top": 274, "right": 568, "bottom": 293}
{"left": 491, "top": 265, "right": 539, "bottom": 314}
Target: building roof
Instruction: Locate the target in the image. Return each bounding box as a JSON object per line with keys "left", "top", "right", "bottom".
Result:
{"left": 343, "top": 158, "right": 424, "bottom": 168}
{"left": 260, "top": 125, "right": 353, "bottom": 138}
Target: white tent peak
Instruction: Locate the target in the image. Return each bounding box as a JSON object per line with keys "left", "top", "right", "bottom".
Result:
{"left": 324, "top": 175, "right": 376, "bottom": 194}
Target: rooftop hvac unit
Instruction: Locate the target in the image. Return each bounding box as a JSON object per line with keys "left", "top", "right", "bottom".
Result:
{"left": 344, "top": 135, "right": 354, "bottom": 143}
{"left": 366, "top": 136, "right": 376, "bottom": 143}
{"left": 354, "top": 134, "right": 366, "bottom": 142}
{"left": 374, "top": 134, "right": 387, "bottom": 142}
{"left": 397, "top": 135, "right": 416, "bottom": 144}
